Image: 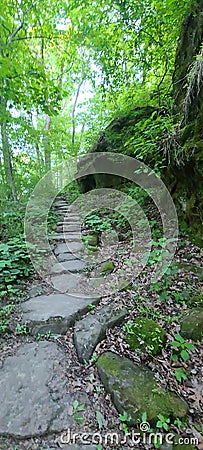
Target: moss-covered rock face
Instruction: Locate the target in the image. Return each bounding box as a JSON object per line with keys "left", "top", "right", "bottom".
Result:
{"left": 123, "top": 318, "right": 166, "bottom": 355}
{"left": 180, "top": 308, "right": 203, "bottom": 341}
{"left": 97, "top": 351, "right": 188, "bottom": 426}
{"left": 98, "top": 261, "right": 115, "bottom": 276}
{"left": 82, "top": 234, "right": 98, "bottom": 247}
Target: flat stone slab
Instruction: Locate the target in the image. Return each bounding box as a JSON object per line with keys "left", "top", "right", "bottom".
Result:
{"left": 74, "top": 304, "right": 127, "bottom": 362}
{"left": 50, "top": 274, "right": 88, "bottom": 294}
{"left": 49, "top": 234, "right": 81, "bottom": 241}
{"left": 54, "top": 243, "right": 72, "bottom": 255}
{"left": 97, "top": 352, "right": 188, "bottom": 426}
{"left": 57, "top": 224, "right": 81, "bottom": 232}
{"left": 50, "top": 260, "right": 87, "bottom": 274}
{"left": 21, "top": 293, "right": 100, "bottom": 335}
{"left": 57, "top": 253, "right": 78, "bottom": 262}
{"left": 54, "top": 241, "right": 84, "bottom": 255}
{"left": 0, "top": 341, "right": 78, "bottom": 437}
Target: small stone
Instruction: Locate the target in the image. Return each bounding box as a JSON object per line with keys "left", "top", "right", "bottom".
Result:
{"left": 98, "top": 261, "right": 115, "bottom": 276}
{"left": 180, "top": 308, "right": 203, "bottom": 340}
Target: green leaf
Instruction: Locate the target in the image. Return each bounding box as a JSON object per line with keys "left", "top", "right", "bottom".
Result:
{"left": 96, "top": 410, "right": 104, "bottom": 430}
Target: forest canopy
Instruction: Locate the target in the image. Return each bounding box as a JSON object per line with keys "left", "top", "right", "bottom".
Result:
{"left": 0, "top": 0, "right": 191, "bottom": 200}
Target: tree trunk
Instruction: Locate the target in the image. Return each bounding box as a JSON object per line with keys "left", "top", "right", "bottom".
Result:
{"left": 0, "top": 121, "right": 17, "bottom": 201}
{"left": 44, "top": 114, "right": 51, "bottom": 170}
{"left": 72, "top": 80, "right": 83, "bottom": 145}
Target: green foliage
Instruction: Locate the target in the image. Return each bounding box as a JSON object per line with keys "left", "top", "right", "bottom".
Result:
{"left": 156, "top": 413, "right": 170, "bottom": 431}
{"left": 0, "top": 303, "right": 14, "bottom": 335}
{"left": 174, "top": 368, "right": 188, "bottom": 383}
{"left": 123, "top": 317, "right": 166, "bottom": 355}
{"left": 0, "top": 237, "right": 34, "bottom": 298}
{"left": 170, "top": 333, "right": 194, "bottom": 362}
{"left": 96, "top": 410, "right": 104, "bottom": 430}
{"left": 16, "top": 323, "right": 27, "bottom": 335}
{"left": 73, "top": 400, "right": 85, "bottom": 424}
{"left": 118, "top": 411, "right": 131, "bottom": 434}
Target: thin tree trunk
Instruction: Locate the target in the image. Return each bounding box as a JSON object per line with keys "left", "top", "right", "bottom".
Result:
{"left": 1, "top": 122, "right": 17, "bottom": 201}
{"left": 71, "top": 80, "right": 84, "bottom": 145}
{"left": 44, "top": 114, "right": 51, "bottom": 169}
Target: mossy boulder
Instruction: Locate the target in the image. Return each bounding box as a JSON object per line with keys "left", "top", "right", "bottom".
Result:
{"left": 123, "top": 317, "right": 166, "bottom": 355}
{"left": 82, "top": 234, "right": 99, "bottom": 247}
{"left": 180, "top": 308, "right": 203, "bottom": 341}
{"left": 98, "top": 261, "right": 115, "bottom": 276}
{"left": 88, "top": 246, "right": 98, "bottom": 252}
{"left": 187, "top": 293, "right": 203, "bottom": 308}
{"left": 97, "top": 352, "right": 188, "bottom": 426}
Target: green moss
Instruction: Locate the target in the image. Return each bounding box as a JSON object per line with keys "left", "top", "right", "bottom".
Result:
{"left": 97, "top": 352, "right": 188, "bottom": 426}
{"left": 187, "top": 294, "right": 203, "bottom": 308}
{"left": 123, "top": 318, "right": 166, "bottom": 355}
{"left": 82, "top": 234, "right": 98, "bottom": 247}
{"left": 98, "top": 261, "right": 115, "bottom": 275}
{"left": 180, "top": 308, "right": 203, "bottom": 340}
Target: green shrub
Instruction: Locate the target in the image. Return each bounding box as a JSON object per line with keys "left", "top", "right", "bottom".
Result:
{"left": 123, "top": 317, "right": 166, "bottom": 355}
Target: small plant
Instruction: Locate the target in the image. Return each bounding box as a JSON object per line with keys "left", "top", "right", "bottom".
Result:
{"left": 123, "top": 318, "right": 166, "bottom": 355}
{"left": 73, "top": 400, "right": 85, "bottom": 424}
{"left": 170, "top": 333, "right": 194, "bottom": 362}
{"left": 96, "top": 410, "right": 104, "bottom": 430}
{"left": 118, "top": 411, "right": 131, "bottom": 434}
{"left": 156, "top": 413, "right": 170, "bottom": 431}
{"left": 174, "top": 367, "right": 188, "bottom": 383}
{"left": 16, "top": 323, "right": 27, "bottom": 335}
{"left": 90, "top": 352, "right": 98, "bottom": 363}
{"left": 87, "top": 304, "right": 96, "bottom": 310}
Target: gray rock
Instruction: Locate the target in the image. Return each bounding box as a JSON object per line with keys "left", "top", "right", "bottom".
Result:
{"left": 74, "top": 304, "right": 127, "bottom": 362}
{"left": 57, "top": 253, "right": 77, "bottom": 262}
{"left": 51, "top": 274, "right": 86, "bottom": 293}
{"left": 0, "top": 341, "right": 77, "bottom": 437}
{"left": 28, "top": 285, "right": 45, "bottom": 298}
{"left": 97, "top": 352, "right": 188, "bottom": 425}
{"left": 21, "top": 293, "right": 100, "bottom": 335}
{"left": 180, "top": 308, "right": 203, "bottom": 340}
{"left": 49, "top": 234, "right": 81, "bottom": 241}
{"left": 50, "top": 260, "right": 87, "bottom": 275}
{"left": 54, "top": 243, "right": 72, "bottom": 255}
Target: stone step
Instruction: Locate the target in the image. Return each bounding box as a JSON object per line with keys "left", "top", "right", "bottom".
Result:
{"left": 49, "top": 234, "right": 81, "bottom": 242}
{"left": 57, "top": 253, "right": 77, "bottom": 262}
{"left": 50, "top": 273, "right": 87, "bottom": 293}
{"left": 56, "top": 224, "right": 81, "bottom": 233}
{"left": 50, "top": 260, "right": 87, "bottom": 275}
{"left": 54, "top": 241, "right": 83, "bottom": 254}
{"left": 0, "top": 342, "right": 75, "bottom": 437}
{"left": 21, "top": 293, "right": 101, "bottom": 335}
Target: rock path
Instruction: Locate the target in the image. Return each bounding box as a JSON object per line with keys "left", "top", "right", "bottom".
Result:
{"left": 0, "top": 198, "right": 189, "bottom": 448}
